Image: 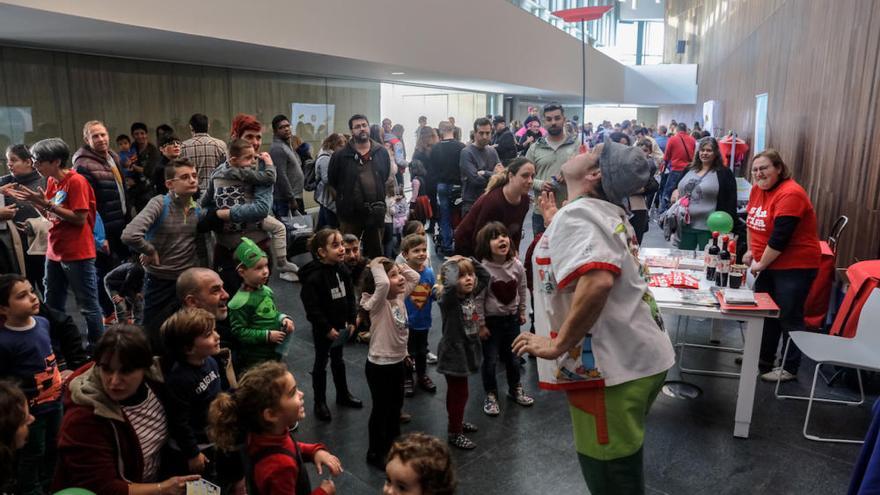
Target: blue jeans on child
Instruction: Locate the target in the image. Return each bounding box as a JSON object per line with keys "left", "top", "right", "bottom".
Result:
{"left": 481, "top": 314, "right": 522, "bottom": 395}
{"left": 45, "top": 258, "right": 104, "bottom": 347}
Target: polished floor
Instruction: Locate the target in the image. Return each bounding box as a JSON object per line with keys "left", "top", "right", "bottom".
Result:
{"left": 268, "top": 222, "right": 871, "bottom": 494}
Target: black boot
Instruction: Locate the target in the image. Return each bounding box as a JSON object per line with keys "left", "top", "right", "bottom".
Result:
{"left": 331, "top": 357, "right": 362, "bottom": 408}
{"left": 314, "top": 401, "right": 332, "bottom": 421}
{"left": 337, "top": 392, "right": 363, "bottom": 408}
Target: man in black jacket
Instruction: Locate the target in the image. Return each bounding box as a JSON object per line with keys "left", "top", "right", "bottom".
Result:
{"left": 491, "top": 115, "right": 518, "bottom": 164}
{"left": 428, "top": 121, "right": 466, "bottom": 255}
{"left": 327, "top": 114, "right": 392, "bottom": 259}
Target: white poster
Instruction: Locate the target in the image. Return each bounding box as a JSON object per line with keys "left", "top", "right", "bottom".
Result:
{"left": 702, "top": 100, "right": 718, "bottom": 136}
{"left": 291, "top": 103, "right": 334, "bottom": 143}
{"left": 754, "top": 93, "right": 768, "bottom": 153}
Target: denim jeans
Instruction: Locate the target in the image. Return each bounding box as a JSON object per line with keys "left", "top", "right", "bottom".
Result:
{"left": 436, "top": 183, "right": 455, "bottom": 254}
{"left": 45, "top": 258, "right": 104, "bottom": 346}
{"left": 660, "top": 170, "right": 683, "bottom": 211}
{"left": 142, "top": 274, "right": 179, "bottom": 324}
{"left": 481, "top": 314, "right": 522, "bottom": 395}
{"left": 756, "top": 268, "right": 817, "bottom": 374}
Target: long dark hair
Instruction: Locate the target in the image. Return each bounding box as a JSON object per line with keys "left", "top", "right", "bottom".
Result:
{"left": 689, "top": 137, "right": 723, "bottom": 172}
{"left": 475, "top": 222, "right": 515, "bottom": 262}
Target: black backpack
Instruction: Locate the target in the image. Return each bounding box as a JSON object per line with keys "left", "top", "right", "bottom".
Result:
{"left": 303, "top": 155, "right": 320, "bottom": 192}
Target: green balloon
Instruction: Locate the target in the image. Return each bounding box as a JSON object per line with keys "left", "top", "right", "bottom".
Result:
{"left": 706, "top": 211, "right": 734, "bottom": 234}
{"left": 54, "top": 489, "right": 97, "bottom": 495}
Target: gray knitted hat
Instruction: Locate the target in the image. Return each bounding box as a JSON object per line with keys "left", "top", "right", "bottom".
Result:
{"left": 599, "top": 141, "right": 652, "bottom": 206}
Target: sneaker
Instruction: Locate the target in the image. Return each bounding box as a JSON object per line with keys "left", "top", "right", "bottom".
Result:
{"left": 426, "top": 352, "right": 438, "bottom": 364}
{"left": 483, "top": 393, "right": 500, "bottom": 416}
{"left": 417, "top": 375, "right": 437, "bottom": 393}
{"left": 279, "top": 272, "right": 299, "bottom": 282}
{"left": 760, "top": 367, "right": 797, "bottom": 383}
{"left": 404, "top": 376, "right": 415, "bottom": 397}
{"left": 448, "top": 433, "right": 476, "bottom": 450}
{"left": 277, "top": 260, "right": 299, "bottom": 273}
{"left": 508, "top": 385, "right": 535, "bottom": 407}
{"left": 462, "top": 421, "right": 478, "bottom": 433}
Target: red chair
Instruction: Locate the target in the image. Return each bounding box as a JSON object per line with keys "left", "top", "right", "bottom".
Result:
{"left": 804, "top": 216, "right": 849, "bottom": 331}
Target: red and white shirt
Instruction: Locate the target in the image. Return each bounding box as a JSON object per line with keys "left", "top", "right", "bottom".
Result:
{"left": 532, "top": 197, "right": 674, "bottom": 389}
{"left": 746, "top": 179, "right": 821, "bottom": 270}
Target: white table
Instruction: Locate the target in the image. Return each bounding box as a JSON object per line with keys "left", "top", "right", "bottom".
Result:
{"left": 640, "top": 248, "right": 768, "bottom": 439}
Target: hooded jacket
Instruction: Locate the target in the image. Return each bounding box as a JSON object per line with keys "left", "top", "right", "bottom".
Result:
{"left": 73, "top": 145, "right": 127, "bottom": 232}
{"left": 298, "top": 259, "right": 357, "bottom": 337}
{"left": 52, "top": 360, "right": 167, "bottom": 495}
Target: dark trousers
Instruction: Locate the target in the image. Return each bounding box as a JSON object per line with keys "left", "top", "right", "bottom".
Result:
{"left": 142, "top": 273, "right": 178, "bottom": 323}
{"left": 481, "top": 315, "right": 522, "bottom": 395}
{"left": 365, "top": 360, "right": 405, "bottom": 459}
{"left": 16, "top": 408, "right": 61, "bottom": 495}
{"left": 631, "top": 210, "right": 649, "bottom": 245}
{"left": 96, "top": 232, "right": 129, "bottom": 317}
{"left": 317, "top": 206, "right": 339, "bottom": 229}
{"left": 312, "top": 330, "right": 349, "bottom": 403}
{"left": 407, "top": 329, "right": 429, "bottom": 378}
{"left": 339, "top": 219, "right": 384, "bottom": 260}
{"left": 756, "top": 268, "right": 817, "bottom": 374}
{"left": 445, "top": 375, "right": 469, "bottom": 434}
{"left": 273, "top": 198, "right": 305, "bottom": 218}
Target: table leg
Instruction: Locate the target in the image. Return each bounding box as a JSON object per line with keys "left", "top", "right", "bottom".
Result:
{"left": 734, "top": 316, "right": 764, "bottom": 438}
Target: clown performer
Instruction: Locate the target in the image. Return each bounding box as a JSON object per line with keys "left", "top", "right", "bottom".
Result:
{"left": 513, "top": 141, "right": 675, "bottom": 495}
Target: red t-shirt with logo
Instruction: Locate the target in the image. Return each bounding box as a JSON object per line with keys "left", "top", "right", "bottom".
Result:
{"left": 45, "top": 169, "right": 97, "bottom": 262}
{"left": 746, "top": 178, "right": 820, "bottom": 270}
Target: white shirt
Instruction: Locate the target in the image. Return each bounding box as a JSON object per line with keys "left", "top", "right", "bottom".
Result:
{"left": 532, "top": 197, "right": 675, "bottom": 389}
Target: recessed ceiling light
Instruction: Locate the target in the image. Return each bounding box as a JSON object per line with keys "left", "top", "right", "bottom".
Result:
{"left": 391, "top": 72, "right": 406, "bottom": 75}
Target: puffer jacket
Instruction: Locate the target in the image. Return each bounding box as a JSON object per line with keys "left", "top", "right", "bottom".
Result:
{"left": 73, "top": 146, "right": 127, "bottom": 233}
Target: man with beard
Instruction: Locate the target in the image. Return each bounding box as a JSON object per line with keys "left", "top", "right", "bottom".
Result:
{"left": 327, "top": 114, "right": 392, "bottom": 258}
{"left": 459, "top": 117, "right": 503, "bottom": 215}
{"left": 525, "top": 103, "right": 579, "bottom": 236}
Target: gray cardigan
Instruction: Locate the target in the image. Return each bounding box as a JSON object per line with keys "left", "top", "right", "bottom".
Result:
{"left": 269, "top": 137, "right": 304, "bottom": 202}
{"left": 436, "top": 258, "right": 491, "bottom": 377}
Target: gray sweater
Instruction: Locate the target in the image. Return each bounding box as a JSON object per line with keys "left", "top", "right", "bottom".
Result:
{"left": 459, "top": 144, "right": 500, "bottom": 205}
{"left": 269, "top": 137, "right": 304, "bottom": 202}
{"left": 121, "top": 193, "right": 203, "bottom": 279}
{"left": 436, "top": 259, "right": 491, "bottom": 377}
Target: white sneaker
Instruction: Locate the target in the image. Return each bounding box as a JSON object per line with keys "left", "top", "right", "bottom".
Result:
{"left": 277, "top": 261, "right": 299, "bottom": 273}
{"left": 279, "top": 272, "right": 299, "bottom": 282}
{"left": 426, "top": 352, "right": 438, "bottom": 364}
{"left": 760, "top": 367, "right": 796, "bottom": 382}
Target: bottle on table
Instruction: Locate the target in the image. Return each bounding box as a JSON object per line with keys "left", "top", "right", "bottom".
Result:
{"left": 705, "top": 231, "right": 720, "bottom": 281}
{"left": 716, "top": 235, "right": 731, "bottom": 287}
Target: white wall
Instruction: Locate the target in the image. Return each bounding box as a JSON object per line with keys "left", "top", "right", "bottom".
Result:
{"left": 624, "top": 64, "right": 698, "bottom": 105}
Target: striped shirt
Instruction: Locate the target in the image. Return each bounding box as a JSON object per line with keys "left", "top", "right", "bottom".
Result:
{"left": 122, "top": 386, "right": 168, "bottom": 482}
{"left": 181, "top": 133, "right": 228, "bottom": 193}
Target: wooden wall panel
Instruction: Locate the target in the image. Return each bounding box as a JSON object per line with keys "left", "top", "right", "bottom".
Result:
{"left": 659, "top": 0, "right": 880, "bottom": 265}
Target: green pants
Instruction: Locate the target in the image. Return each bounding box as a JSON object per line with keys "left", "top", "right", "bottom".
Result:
{"left": 567, "top": 372, "right": 666, "bottom": 495}
{"left": 678, "top": 226, "right": 712, "bottom": 251}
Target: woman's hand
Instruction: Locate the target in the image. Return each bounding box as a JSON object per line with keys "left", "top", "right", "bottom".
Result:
{"left": 157, "top": 475, "right": 201, "bottom": 494}
{"left": 749, "top": 260, "right": 763, "bottom": 276}
{"left": 0, "top": 204, "right": 17, "bottom": 221}
{"left": 313, "top": 449, "right": 344, "bottom": 476}
{"left": 539, "top": 191, "right": 558, "bottom": 227}
{"left": 512, "top": 332, "right": 561, "bottom": 359}
{"left": 742, "top": 250, "right": 753, "bottom": 265}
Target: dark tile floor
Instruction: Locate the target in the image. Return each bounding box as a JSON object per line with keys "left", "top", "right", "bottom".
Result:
{"left": 268, "top": 223, "right": 871, "bottom": 494}
{"left": 68, "top": 218, "right": 870, "bottom": 493}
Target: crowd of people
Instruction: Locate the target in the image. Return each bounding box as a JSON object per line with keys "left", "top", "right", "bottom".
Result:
{"left": 0, "top": 101, "right": 823, "bottom": 495}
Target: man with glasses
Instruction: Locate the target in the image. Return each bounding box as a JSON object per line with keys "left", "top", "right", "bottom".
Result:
{"left": 525, "top": 103, "right": 580, "bottom": 235}
{"left": 74, "top": 120, "right": 130, "bottom": 323}
{"left": 123, "top": 158, "right": 205, "bottom": 319}
{"left": 154, "top": 134, "right": 182, "bottom": 195}
{"left": 327, "top": 114, "right": 392, "bottom": 258}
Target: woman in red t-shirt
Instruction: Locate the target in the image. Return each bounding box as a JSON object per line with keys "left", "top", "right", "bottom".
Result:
{"left": 744, "top": 149, "right": 820, "bottom": 383}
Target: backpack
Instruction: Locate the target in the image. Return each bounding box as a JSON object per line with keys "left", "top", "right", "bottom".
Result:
{"left": 303, "top": 155, "right": 319, "bottom": 192}
{"left": 144, "top": 194, "right": 201, "bottom": 241}
{"left": 243, "top": 435, "right": 312, "bottom": 495}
